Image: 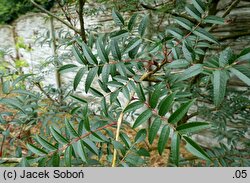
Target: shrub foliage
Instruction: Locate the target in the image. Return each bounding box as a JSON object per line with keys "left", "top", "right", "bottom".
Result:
{"left": 0, "top": 0, "right": 250, "bottom": 167}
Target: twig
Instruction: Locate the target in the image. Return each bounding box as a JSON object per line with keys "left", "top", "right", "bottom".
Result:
{"left": 111, "top": 95, "right": 134, "bottom": 167}
{"left": 222, "top": 0, "right": 241, "bottom": 18}
{"left": 34, "top": 82, "right": 59, "bottom": 104}
{"left": 210, "top": 0, "right": 241, "bottom": 31}
{"left": 78, "top": 0, "right": 87, "bottom": 43}
{"left": 48, "top": 121, "right": 117, "bottom": 157}
{"left": 49, "top": 16, "right": 62, "bottom": 103}
{"left": 141, "top": 22, "right": 201, "bottom": 81}
{"left": 29, "top": 0, "right": 80, "bottom": 34}
{"left": 55, "top": 0, "right": 74, "bottom": 27}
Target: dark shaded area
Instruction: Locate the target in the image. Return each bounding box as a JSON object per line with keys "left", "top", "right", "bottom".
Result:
{"left": 0, "top": 0, "right": 55, "bottom": 24}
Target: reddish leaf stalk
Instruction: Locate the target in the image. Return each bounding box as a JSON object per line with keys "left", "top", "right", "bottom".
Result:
{"left": 47, "top": 121, "right": 117, "bottom": 157}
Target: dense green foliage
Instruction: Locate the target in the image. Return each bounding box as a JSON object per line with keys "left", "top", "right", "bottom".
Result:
{"left": 0, "top": 0, "right": 250, "bottom": 167}
{"left": 0, "top": 0, "right": 54, "bottom": 24}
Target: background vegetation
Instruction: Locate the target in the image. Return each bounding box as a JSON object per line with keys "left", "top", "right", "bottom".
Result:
{"left": 0, "top": 0, "right": 55, "bottom": 24}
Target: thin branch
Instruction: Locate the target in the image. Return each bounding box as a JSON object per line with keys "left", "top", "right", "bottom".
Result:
{"left": 48, "top": 121, "right": 117, "bottom": 157}
{"left": 34, "top": 82, "right": 60, "bottom": 104}
{"left": 141, "top": 22, "right": 201, "bottom": 81}
{"left": 49, "top": 16, "right": 62, "bottom": 103}
{"left": 210, "top": 0, "right": 241, "bottom": 31}
{"left": 111, "top": 95, "right": 135, "bottom": 167}
{"left": 29, "top": 0, "right": 80, "bottom": 34}
{"left": 55, "top": 0, "right": 74, "bottom": 27}
{"left": 78, "top": 0, "right": 87, "bottom": 43}
{"left": 0, "top": 122, "right": 117, "bottom": 163}
{"left": 222, "top": 0, "right": 241, "bottom": 18}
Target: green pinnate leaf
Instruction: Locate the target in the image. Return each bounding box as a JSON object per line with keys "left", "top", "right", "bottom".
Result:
{"left": 135, "top": 129, "right": 147, "bottom": 143}
{"left": 182, "top": 42, "right": 195, "bottom": 62}
{"left": 125, "top": 38, "right": 142, "bottom": 53}
{"left": 70, "top": 94, "right": 87, "bottom": 104}
{"left": 183, "top": 136, "right": 211, "bottom": 161}
{"left": 36, "top": 135, "right": 57, "bottom": 152}
{"left": 84, "top": 117, "right": 91, "bottom": 131}
{"left": 170, "top": 133, "right": 180, "bottom": 166}
{"left": 112, "top": 9, "right": 124, "bottom": 26}
{"left": 229, "top": 67, "right": 250, "bottom": 86}
{"left": 82, "top": 138, "right": 99, "bottom": 155}
{"left": 137, "top": 148, "right": 150, "bottom": 157}
{"left": 65, "top": 118, "right": 79, "bottom": 138}
{"left": 64, "top": 146, "right": 73, "bottom": 167}
{"left": 128, "top": 13, "right": 138, "bottom": 31}
{"left": 124, "top": 101, "right": 144, "bottom": 114}
{"left": 72, "top": 45, "right": 87, "bottom": 65}
{"left": 176, "top": 122, "right": 210, "bottom": 134}
{"left": 112, "top": 140, "right": 125, "bottom": 151}
{"left": 192, "top": 0, "right": 206, "bottom": 14}
{"left": 27, "top": 143, "right": 48, "bottom": 156}
{"left": 52, "top": 153, "right": 60, "bottom": 167}
{"left": 174, "top": 17, "right": 194, "bottom": 31}
{"left": 213, "top": 70, "right": 228, "bottom": 106}
{"left": 178, "top": 64, "right": 203, "bottom": 81}
{"left": 158, "top": 92, "right": 176, "bottom": 116}
{"left": 12, "top": 74, "right": 33, "bottom": 86}
{"left": 101, "top": 64, "right": 110, "bottom": 84}
{"left": 193, "top": 28, "right": 219, "bottom": 44}
{"left": 111, "top": 39, "right": 122, "bottom": 60}
{"left": 50, "top": 127, "right": 69, "bottom": 145}
{"left": 82, "top": 42, "right": 98, "bottom": 65}
{"left": 166, "top": 59, "right": 189, "bottom": 69}
{"left": 132, "top": 109, "right": 152, "bottom": 129}
{"left": 2, "top": 81, "right": 10, "bottom": 94}
{"left": 10, "top": 89, "right": 37, "bottom": 98}
{"left": 110, "top": 30, "right": 129, "bottom": 39}
{"left": 149, "top": 117, "right": 162, "bottom": 144}
{"left": 120, "top": 133, "right": 132, "bottom": 148}
{"left": 0, "top": 98, "right": 25, "bottom": 113}
{"left": 237, "top": 47, "right": 250, "bottom": 62}
{"left": 74, "top": 68, "right": 85, "bottom": 91}
{"left": 149, "top": 84, "right": 164, "bottom": 109}
{"left": 58, "top": 64, "right": 77, "bottom": 73}
{"left": 219, "top": 48, "right": 233, "bottom": 67}
{"left": 96, "top": 38, "right": 109, "bottom": 63}
{"left": 135, "top": 83, "right": 146, "bottom": 102}
{"left": 85, "top": 67, "right": 98, "bottom": 93}
{"left": 77, "top": 140, "right": 88, "bottom": 163}
{"left": 185, "top": 4, "right": 201, "bottom": 21}
{"left": 138, "top": 15, "right": 149, "bottom": 37}
{"left": 168, "top": 99, "right": 195, "bottom": 124}
{"left": 158, "top": 125, "right": 170, "bottom": 155}
{"left": 204, "top": 16, "right": 225, "bottom": 25}
{"left": 167, "top": 28, "right": 184, "bottom": 40}
{"left": 128, "top": 45, "right": 140, "bottom": 59}
{"left": 89, "top": 87, "right": 104, "bottom": 97}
